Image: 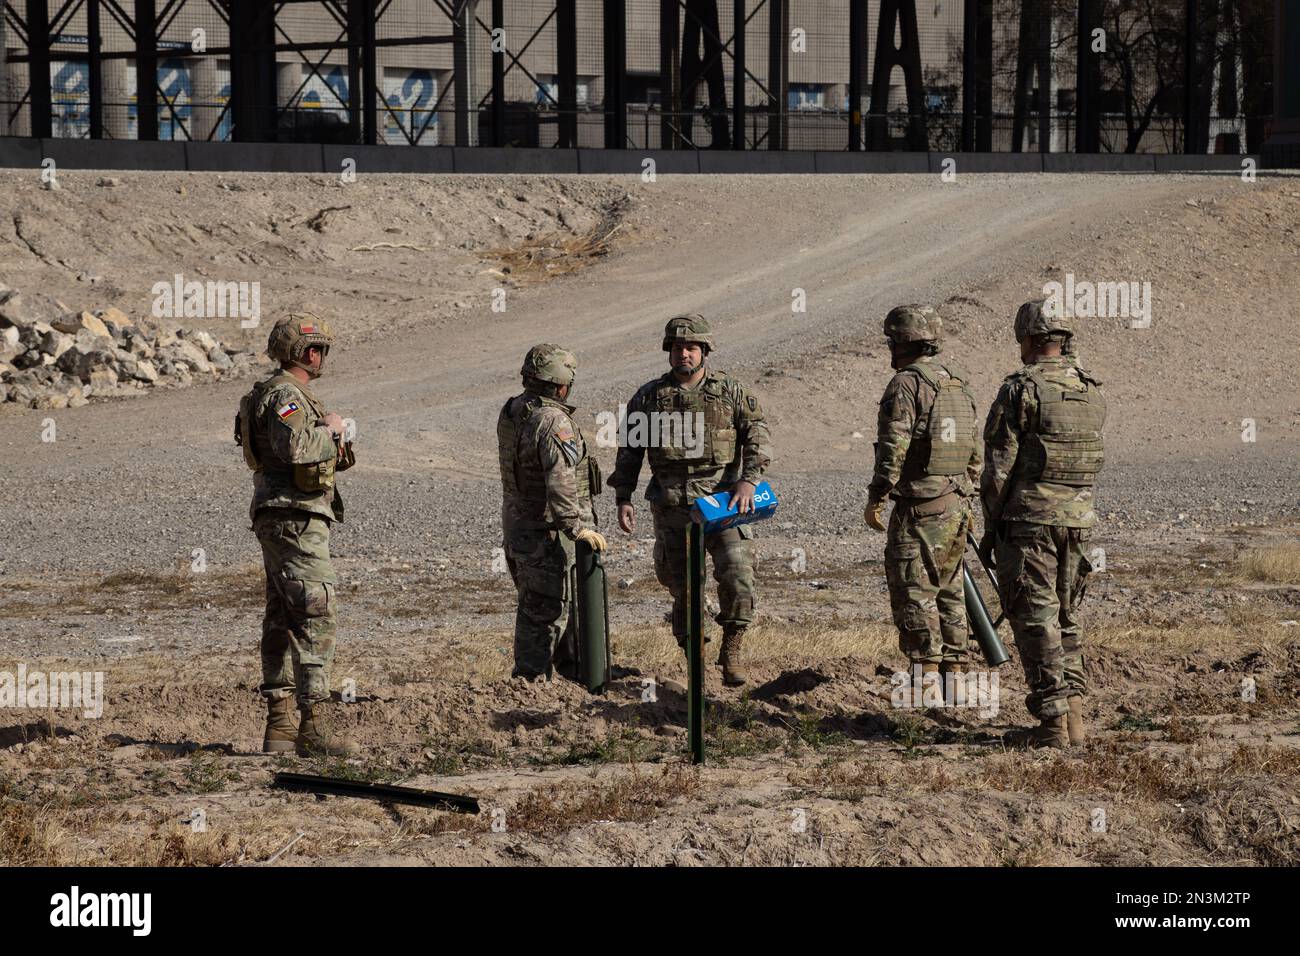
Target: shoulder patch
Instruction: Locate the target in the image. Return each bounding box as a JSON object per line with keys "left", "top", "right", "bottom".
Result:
{"left": 747, "top": 396, "right": 757, "bottom": 412}
{"left": 276, "top": 400, "right": 302, "bottom": 420}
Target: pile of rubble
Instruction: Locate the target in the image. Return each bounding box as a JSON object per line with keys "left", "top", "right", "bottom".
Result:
{"left": 0, "top": 285, "right": 261, "bottom": 409}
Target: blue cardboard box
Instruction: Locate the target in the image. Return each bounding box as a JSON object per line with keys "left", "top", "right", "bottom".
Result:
{"left": 691, "top": 481, "right": 779, "bottom": 534}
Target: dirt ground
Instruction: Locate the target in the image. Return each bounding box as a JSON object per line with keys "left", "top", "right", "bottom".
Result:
{"left": 1, "top": 168, "right": 1298, "bottom": 866}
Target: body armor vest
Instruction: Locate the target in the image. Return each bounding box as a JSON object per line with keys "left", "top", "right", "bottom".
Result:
{"left": 902, "top": 361, "right": 977, "bottom": 479}
{"left": 645, "top": 375, "right": 736, "bottom": 476}
{"left": 498, "top": 394, "right": 593, "bottom": 504}
{"left": 1023, "top": 366, "right": 1106, "bottom": 486}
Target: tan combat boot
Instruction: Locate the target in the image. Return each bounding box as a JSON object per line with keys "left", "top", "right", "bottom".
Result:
{"left": 719, "top": 629, "right": 748, "bottom": 687}
{"left": 1004, "top": 714, "right": 1070, "bottom": 750}
{"left": 1067, "top": 697, "right": 1086, "bottom": 746}
{"left": 295, "top": 703, "right": 360, "bottom": 757}
{"left": 262, "top": 696, "right": 298, "bottom": 754}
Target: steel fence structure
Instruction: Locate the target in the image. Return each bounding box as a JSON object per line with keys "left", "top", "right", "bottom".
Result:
{"left": 0, "top": 1, "right": 1283, "bottom": 155}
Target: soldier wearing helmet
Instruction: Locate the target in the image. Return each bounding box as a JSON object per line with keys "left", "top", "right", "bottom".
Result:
{"left": 865, "top": 305, "right": 981, "bottom": 697}
{"left": 498, "top": 344, "right": 607, "bottom": 681}
{"left": 235, "top": 311, "right": 357, "bottom": 757}
{"left": 982, "top": 298, "right": 1107, "bottom": 749}
{"left": 607, "top": 315, "right": 772, "bottom": 686}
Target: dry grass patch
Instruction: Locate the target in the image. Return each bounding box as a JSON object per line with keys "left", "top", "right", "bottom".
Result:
{"left": 1238, "top": 544, "right": 1300, "bottom": 585}
{"left": 504, "top": 765, "right": 700, "bottom": 835}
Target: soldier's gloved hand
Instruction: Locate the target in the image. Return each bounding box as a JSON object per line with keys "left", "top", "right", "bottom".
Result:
{"left": 576, "top": 528, "right": 608, "bottom": 552}
{"left": 978, "top": 530, "right": 997, "bottom": 567}
{"left": 864, "top": 498, "right": 887, "bottom": 532}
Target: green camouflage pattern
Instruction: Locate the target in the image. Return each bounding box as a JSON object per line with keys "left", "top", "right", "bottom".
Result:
{"left": 520, "top": 343, "right": 577, "bottom": 386}
{"left": 1014, "top": 298, "right": 1072, "bottom": 343}
{"left": 499, "top": 390, "right": 598, "bottom": 678}
{"left": 246, "top": 370, "right": 342, "bottom": 523}
{"left": 662, "top": 314, "right": 714, "bottom": 352}
{"left": 981, "top": 355, "right": 1103, "bottom": 529}
{"left": 868, "top": 355, "right": 981, "bottom": 502}
{"left": 607, "top": 368, "right": 771, "bottom": 508}
{"left": 996, "top": 522, "right": 1092, "bottom": 718}
{"left": 883, "top": 304, "right": 943, "bottom": 344}
{"left": 651, "top": 501, "right": 755, "bottom": 640}
{"left": 885, "top": 496, "right": 973, "bottom": 664}
{"left": 255, "top": 509, "right": 338, "bottom": 706}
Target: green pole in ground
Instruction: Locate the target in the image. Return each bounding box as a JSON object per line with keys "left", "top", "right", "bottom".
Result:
{"left": 686, "top": 522, "right": 705, "bottom": 764}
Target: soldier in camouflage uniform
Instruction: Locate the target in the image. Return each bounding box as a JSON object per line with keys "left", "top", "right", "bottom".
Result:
{"left": 864, "top": 306, "right": 981, "bottom": 700}
{"left": 236, "top": 312, "right": 358, "bottom": 756}
{"left": 608, "top": 315, "right": 771, "bottom": 686}
{"left": 498, "top": 344, "right": 607, "bottom": 681}
{"left": 981, "top": 299, "right": 1107, "bottom": 748}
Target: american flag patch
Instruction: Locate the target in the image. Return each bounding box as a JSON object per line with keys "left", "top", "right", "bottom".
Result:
{"left": 277, "top": 401, "right": 301, "bottom": 420}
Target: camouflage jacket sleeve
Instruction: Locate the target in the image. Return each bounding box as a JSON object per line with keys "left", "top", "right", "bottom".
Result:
{"left": 732, "top": 380, "right": 772, "bottom": 484}
{"left": 867, "top": 371, "right": 919, "bottom": 502}
{"left": 607, "top": 382, "right": 651, "bottom": 502}
{"left": 262, "top": 384, "right": 338, "bottom": 465}
{"left": 530, "top": 406, "right": 586, "bottom": 539}
{"left": 980, "top": 378, "right": 1025, "bottom": 526}
{"left": 966, "top": 391, "right": 984, "bottom": 488}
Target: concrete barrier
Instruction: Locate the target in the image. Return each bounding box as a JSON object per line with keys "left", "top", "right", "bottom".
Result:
{"left": 43, "top": 138, "right": 187, "bottom": 171}
{"left": 1154, "top": 154, "right": 1256, "bottom": 173}
{"left": 0, "top": 137, "right": 43, "bottom": 169}
{"left": 929, "top": 152, "right": 1045, "bottom": 173}
{"left": 321, "top": 144, "right": 455, "bottom": 174}
{"left": 577, "top": 149, "right": 700, "bottom": 174}
{"left": 698, "top": 150, "right": 817, "bottom": 173}
{"left": 814, "top": 151, "right": 930, "bottom": 173}
{"left": 185, "top": 142, "right": 325, "bottom": 172}
{"left": 1043, "top": 153, "right": 1157, "bottom": 173}
{"left": 453, "top": 147, "right": 578, "bottom": 174}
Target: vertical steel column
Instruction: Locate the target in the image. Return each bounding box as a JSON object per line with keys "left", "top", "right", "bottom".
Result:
{"left": 26, "top": 0, "right": 51, "bottom": 138}
{"left": 686, "top": 523, "right": 705, "bottom": 765}
{"left": 1076, "top": 0, "right": 1100, "bottom": 153}
{"left": 1037, "top": 10, "right": 1051, "bottom": 153}
{"left": 558, "top": 0, "right": 577, "bottom": 147}
{"left": 732, "top": 0, "right": 744, "bottom": 149}
{"left": 766, "top": 0, "right": 783, "bottom": 149}
{"left": 603, "top": 0, "right": 626, "bottom": 148}
{"left": 491, "top": 0, "right": 505, "bottom": 146}
{"left": 975, "top": 0, "right": 992, "bottom": 150}
{"left": 453, "top": 0, "right": 472, "bottom": 146}
{"left": 849, "top": 0, "right": 865, "bottom": 150}
{"left": 361, "top": 0, "right": 376, "bottom": 144}
{"left": 135, "top": 0, "right": 157, "bottom": 140}
{"left": 660, "top": 0, "right": 679, "bottom": 148}
{"left": 230, "top": 0, "right": 276, "bottom": 142}
{"left": 347, "top": 0, "right": 362, "bottom": 141}
{"left": 87, "top": 0, "right": 103, "bottom": 138}
{"left": 1183, "top": 0, "right": 1198, "bottom": 153}
{"left": 961, "top": 0, "right": 976, "bottom": 150}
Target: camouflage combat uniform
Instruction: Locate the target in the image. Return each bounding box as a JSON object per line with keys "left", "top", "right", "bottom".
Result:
{"left": 982, "top": 354, "right": 1106, "bottom": 719}
{"left": 608, "top": 368, "right": 771, "bottom": 644}
{"left": 869, "top": 355, "right": 981, "bottom": 665}
{"left": 498, "top": 385, "right": 600, "bottom": 679}
{"left": 243, "top": 369, "right": 344, "bottom": 707}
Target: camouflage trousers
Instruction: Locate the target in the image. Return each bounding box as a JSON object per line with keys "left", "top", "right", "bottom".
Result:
{"left": 254, "top": 507, "right": 338, "bottom": 706}
{"left": 884, "top": 493, "right": 973, "bottom": 664}
{"left": 652, "top": 502, "right": 756, "bottom": 642}
{"left": 505, "top": 526, "right": 576, "bottom": 678}
{"left": 996, "top": 521, "right": 1092, "bottom": 719}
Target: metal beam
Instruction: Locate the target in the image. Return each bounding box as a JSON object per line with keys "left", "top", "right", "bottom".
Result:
{"left": 361, "top": 0, "right": 376, "bottom": 145}
{"left": 603, "top": 0, "right": 626, "bottom": 148}
{"left": 686, "top": 523, "right": 704, "bottom": 765}
{"left": 272, "top": 773, "right": 481, "bottom": 814}
{"left": 87, "top": 0, "right": 102, "bottom": 138}
{"left": 27, "top": 0, "right": 51, "bottom": 138}
{"left": 731, "top": 0, "right": 744, "bottom": 148}
{"left": 558, "top": 0, "right": 577, "bottom": 146}
{"left": 961, "top": 0, "right": 975, "bottom": 150}
{"left": 767, "top": 0, "right": 783, "bottom": 150}
{"left": 1184, "top": 0, "right": 1197, "bottom": 153}
{"left": 491, "top": 0, "right": 504, "bottom": 146}
{"left": 1076, "top": 0, "right": 1101, "bottom": 152}
{"left": 134, "top": 0, "right": 156, "bottom": 140}
{"left": 850, "top": 0, "right": 865, "bottom": 150}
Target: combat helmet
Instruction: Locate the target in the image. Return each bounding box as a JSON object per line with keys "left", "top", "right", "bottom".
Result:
{"left": 662, "top": 314, "right": 714, "bottom": 353}
{"left": 883, "top": 304, "right": 943, "bottom": 346}
{"left": 1014, "top": 298, "right": 1074, "bottom": 343}
{"left": 267, "top": 311, "right": 335, "bottom": 366}
{"left": 521, "top": 343, "right": 577, "bottom": 387}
